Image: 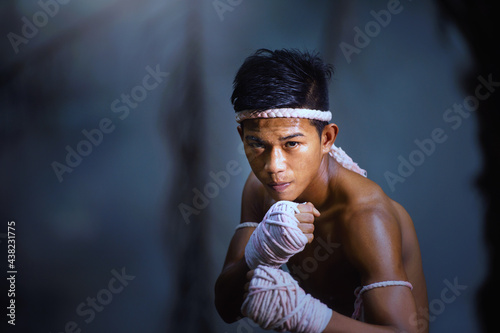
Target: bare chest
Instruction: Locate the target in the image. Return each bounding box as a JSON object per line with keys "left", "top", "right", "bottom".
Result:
{"left": 286, "top": 225, "right": 361, "bottom": 316}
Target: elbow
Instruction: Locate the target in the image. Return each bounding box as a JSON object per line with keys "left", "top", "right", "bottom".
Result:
{"left": 394, "top": 315, "right": 428, "bottom": 333}
{"left": 214, "top": 295, "right": 238, "bottom": 324}
{"left": 214, "top": 278, "right": 241, "bottom": 324}
{"left": 216, "top": 307, "right": 239, "bottom": 324}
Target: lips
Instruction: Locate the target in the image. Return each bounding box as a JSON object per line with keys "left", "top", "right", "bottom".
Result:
{"left": 268, "top": 182, "right": 291, "bottom": 193}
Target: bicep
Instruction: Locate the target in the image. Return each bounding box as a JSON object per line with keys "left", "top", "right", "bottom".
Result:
{"left": 343, "top": 209, "right": 417, "bottom": 329}
{"left": 344, "top": 208, "right": 406, "bottom": 284}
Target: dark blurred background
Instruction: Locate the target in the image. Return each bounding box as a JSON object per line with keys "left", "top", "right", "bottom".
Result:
{"left": 1, "top": 0, "right": 497, "bottom": 332}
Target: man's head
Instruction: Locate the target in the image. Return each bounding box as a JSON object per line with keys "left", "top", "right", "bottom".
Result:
{"left": 232, "top": 49, "right": 338, "bottom": 202}
{"left": 231, "top": 48, "right": 333, "bottom": 136}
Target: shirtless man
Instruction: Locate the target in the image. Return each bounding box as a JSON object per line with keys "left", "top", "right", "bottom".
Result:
{"left": 214, "top": 49, "right": 428, "bottom": 333}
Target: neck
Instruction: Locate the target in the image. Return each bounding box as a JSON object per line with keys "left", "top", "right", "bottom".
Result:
{"left": 296, "top": 154, "right": 339, "bottom": 211}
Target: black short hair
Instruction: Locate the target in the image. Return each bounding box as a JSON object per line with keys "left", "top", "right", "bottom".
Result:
{"left": 231, "top": 48, "right": 334, "bottom": 136}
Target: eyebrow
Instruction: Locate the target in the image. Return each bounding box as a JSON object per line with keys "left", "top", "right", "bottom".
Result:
{"left": 279, "top": 133, "right": 305, "bottom": 141}
{"left": 245, "top": 135, "right": 264, "bottom": 143}
{"left": 245, "top": 133, "right": 305, "bottom": 143}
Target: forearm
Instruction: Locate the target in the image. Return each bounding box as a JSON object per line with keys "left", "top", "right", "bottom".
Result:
{"left": 322, "top": 311, "right": 415, "bottom": 333}
{"left": 214, "top": 257, "right": 249, "bottom": 323}
{"left": 215, "top": 200, "right": 312, "bottom": 323}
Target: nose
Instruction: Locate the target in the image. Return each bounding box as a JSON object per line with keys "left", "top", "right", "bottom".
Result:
{"left": 264, "top": 147, "right": 286, "bottom": 174}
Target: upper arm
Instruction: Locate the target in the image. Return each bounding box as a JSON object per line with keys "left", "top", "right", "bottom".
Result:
{"left": 222, "top": 172, "right": 265, "bottom": 269}
{"left": 344, "top": 207, "right": 406, "bottom": 283}
{"left": 343, "top": 206, "right": 418, "bottom": 330}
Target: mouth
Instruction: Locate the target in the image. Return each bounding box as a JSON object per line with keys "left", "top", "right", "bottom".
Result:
{"left": 267, "top": 182, "right": 291, "bottom": 193}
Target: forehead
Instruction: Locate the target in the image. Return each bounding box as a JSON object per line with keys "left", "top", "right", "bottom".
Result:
{"left": 242, "top": 118, "right": 316, "bottom": 137}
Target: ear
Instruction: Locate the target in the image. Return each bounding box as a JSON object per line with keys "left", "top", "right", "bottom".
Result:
{"left": 237, "top": 125, "right": 244, "bottom": 141}
{"left": 321, "top": 123, "right": 338, "bottom": 154}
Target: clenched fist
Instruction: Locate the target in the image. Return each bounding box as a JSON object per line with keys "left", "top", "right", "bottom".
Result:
{"left": 295, "top": 202, "right": 320, "bottom": 243}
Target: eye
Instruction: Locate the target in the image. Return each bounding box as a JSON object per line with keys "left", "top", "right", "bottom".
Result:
{"left": 285, "top": 141, "right": 299, "bottom": 148}
{"left": 249, "top": 142, "right": 264, "bottom": 149}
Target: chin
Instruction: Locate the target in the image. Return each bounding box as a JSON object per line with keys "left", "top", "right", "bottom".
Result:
{"left": 268, "top": 190, "right": 299, "bottom": 203}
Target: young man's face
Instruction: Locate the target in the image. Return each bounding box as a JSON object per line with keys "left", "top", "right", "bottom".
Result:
{"left": 239, "top": 118, "right": 332, "bottom": 202}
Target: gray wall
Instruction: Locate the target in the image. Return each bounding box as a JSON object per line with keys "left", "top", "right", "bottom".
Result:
{"left": 1, "top": 0, "right": 485, "bottom": 332}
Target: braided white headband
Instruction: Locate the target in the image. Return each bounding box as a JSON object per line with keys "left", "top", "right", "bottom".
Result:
{"left": 235, "top": 108, "right": 332, "bottom": 123}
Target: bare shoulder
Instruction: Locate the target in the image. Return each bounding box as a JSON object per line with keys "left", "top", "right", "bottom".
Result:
{"left": 333, "top": 170, "right": 428, "bottom": 329}
{"left": 240, "top": 172, "right": 267, "bottom": 223}
{"left": 340, "top": 173, "right": 398, "bottom": 225}
{"left": 337, "top": 174, "right": 407, "bottom": 282}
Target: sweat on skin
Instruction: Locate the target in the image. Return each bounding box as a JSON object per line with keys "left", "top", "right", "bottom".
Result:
{"left": 216, "top": 117, "right": 429, "bottom": 333}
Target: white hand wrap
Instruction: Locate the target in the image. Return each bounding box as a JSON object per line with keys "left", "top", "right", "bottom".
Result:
{"left": 242, "top": 265, "right": 332, "bottom": 333}
{"left": 244, "top": 201, "right": 308, "bottom": 269}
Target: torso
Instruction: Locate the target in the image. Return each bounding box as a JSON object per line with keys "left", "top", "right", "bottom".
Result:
{"left": 253, "top": 158, "right": 428, "bottom": 319}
